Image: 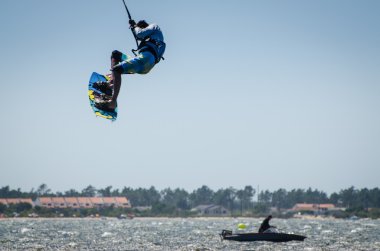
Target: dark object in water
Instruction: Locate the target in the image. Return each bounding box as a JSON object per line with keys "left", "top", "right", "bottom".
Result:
{"left": 220, "top": 229, "right": 306, "bottom": 242}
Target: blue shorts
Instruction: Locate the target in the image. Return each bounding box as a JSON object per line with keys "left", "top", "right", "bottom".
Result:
{"left": 112, "top": 50, "right": 156, "bottom": 74}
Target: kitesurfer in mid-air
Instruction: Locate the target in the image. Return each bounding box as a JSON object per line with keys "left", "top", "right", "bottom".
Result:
{"left": 100, "top": 19, "right": 165, "bottom": 111}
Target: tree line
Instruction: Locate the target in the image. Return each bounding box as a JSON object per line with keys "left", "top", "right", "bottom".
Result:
{"left": 1, "top": 184, "right": 380, "bottom": 213}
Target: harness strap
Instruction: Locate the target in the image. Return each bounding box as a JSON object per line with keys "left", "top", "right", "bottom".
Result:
{"left": 138, "top": 39, "right": 165, "bottom": 63}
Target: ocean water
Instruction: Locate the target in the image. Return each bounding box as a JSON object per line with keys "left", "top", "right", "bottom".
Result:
{"left": 0, "top": 217, "right": 379, "bottom": 250}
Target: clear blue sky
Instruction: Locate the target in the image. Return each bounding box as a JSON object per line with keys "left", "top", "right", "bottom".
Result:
{"left": 0, "top": 0, "right": 379, "bottom": 194}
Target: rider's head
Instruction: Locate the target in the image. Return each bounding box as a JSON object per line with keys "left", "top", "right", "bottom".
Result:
{"left": 137, "top": 20, "right": 149, "bottom": 28}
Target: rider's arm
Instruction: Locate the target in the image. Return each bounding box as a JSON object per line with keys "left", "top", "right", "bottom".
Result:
{"left": 134, "top": 25, "right": 155, "bottom": 40}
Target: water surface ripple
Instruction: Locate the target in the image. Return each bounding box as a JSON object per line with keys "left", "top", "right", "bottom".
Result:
{"left": 0, "top": 218, "right": 379, "bottom": 250}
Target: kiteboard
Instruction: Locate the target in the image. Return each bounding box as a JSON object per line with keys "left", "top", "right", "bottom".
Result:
{"left": 88, "top": 72, "right": 117, "bottom": 121}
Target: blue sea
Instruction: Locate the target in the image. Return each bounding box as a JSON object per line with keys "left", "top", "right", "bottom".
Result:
{"left": 0, "top": 217, "right": 379, "bottom": 250}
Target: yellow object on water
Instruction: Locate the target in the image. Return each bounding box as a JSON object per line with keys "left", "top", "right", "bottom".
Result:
{"left": 238, "top": 223, "right": 246, "bottom": 229}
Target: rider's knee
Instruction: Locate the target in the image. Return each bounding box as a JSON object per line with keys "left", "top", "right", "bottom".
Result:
{"left": 111, "top": 50, "right": 123, "bottom": 63}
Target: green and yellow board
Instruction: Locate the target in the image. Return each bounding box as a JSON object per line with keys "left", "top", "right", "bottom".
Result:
{"left": 88, "top": 72, "right": 117, "bottom": 121}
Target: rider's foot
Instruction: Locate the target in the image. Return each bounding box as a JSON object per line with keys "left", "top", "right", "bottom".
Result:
{"left": 93, "top": 81, "right": 113, "bottom": 96}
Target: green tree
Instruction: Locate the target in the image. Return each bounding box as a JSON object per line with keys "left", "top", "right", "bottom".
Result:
{"left": 64, "top": 189, "right": 80, "bottom": 197}
{"left": 213, "top": 187, "right": 236, "bottom": 214}
{"left": 161, "top": 188, "right": 189, "bottom": 210}
{"left": 111, "top": 188, "right": 120, "bottom": 196}
{"left": 0, "top": 186, "right": 28, "bottom": 198}
{"left": 0, "top": 203, "right": 6, "bottom": 213}
{"left": 236, "top": 186, "right": 256, "bottom": 215}
{"left": 304, "top": 188, "right": 328, "bottom": 204}
{"left": 98, "top": 186, "right": 113, "bottom": 197}
{"left": 121, "top": 186, "right": 160, "bottom": 206}
{"left": 242, "top": 185, "right": 255, "bottom": 210}
{"left": 287, "top": 189, "right": 305, "bottom": 206}
{"left": 258, "top": 190, "right": 272, "bottom": 204}
{"left": 151, "top": 202, "right": 176, "bottom": 216}
{"left": 0, "top": 186, "right": 10, "bottom": 198}
{"left": 189, "top": 185, "right": 214, "bottom": 207}
{"left": 340, "top": 186, "right": 357, "bottom": 208}
{"left": 252, "top": 203, "right": 270, "bottom": 215}
{"left": 369, "top": 188, "right": 380, "bottom": 207}
{"left": 329, "top": 192, "right": 341, "bottom": 205}
{"left": 271, "top": 189, "right": 288, "bottom": 208}
{"left": 36, "top": 184, "right": 51, "bottom": 196}
{"left": 357, "top": 188, "right": 370, "bottom": 208}
{"left": 236, "top": 190, "right": 244, "bottom": 216}
{"left": 81, "top": 185, "right": 97, "bottom": 197}
{"left": 15, "top": 202, "right": 32, "bottom": 213}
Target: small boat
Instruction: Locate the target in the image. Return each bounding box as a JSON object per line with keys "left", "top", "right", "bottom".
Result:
{"left": 349, "top": 215, "right": 359, "bottom": 221}
{"left": 220, "top": 229, "right": 306, "bottom": 242}
{"left": 118, "top": 214, "right": 127, "bottom": 219}
{"left": 117, "top": 213, "right": 134, "bottom": 220}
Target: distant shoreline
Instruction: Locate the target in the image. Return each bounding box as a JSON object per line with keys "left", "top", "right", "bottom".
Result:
{"left": 0, "top": 215, "right": 358, "bottom": 220}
